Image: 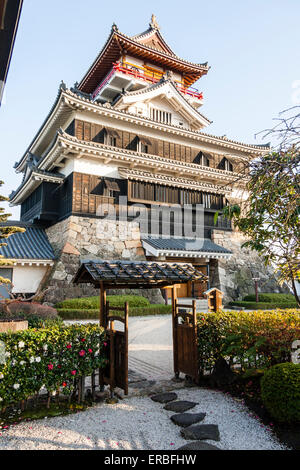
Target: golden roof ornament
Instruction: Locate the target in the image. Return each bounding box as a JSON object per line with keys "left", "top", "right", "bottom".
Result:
{"left": 150, "top": 14, "right": 160, "bottom": 30}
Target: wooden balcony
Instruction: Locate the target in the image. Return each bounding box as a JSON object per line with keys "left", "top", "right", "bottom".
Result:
{"left": 92, "top": 62, "right": 204, "bottom": 104}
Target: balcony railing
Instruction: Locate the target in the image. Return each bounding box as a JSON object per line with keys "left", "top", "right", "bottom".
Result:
{"left": 92, "top": 62, "right": 204, "bottom": 101}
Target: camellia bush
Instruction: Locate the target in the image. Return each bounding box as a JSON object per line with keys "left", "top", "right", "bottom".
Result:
{"left": 0, "top": 324, "right": 107, "bottom": 408}
{"left": 197, "top": 309, "right": 300, "bottom": 373}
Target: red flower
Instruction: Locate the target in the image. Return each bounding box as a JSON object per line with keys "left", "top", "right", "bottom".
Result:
{"left": 88, "top": 349, "right": 93, "bottom": 354}
{"left": 58, "top": 365, "right": 61, "bottom": 369}
{"left": 81, "top": 339, "right": 86, "bottom": 343}
{"left": 79, "top": 350, "right": 86, "bottom": 357}
{"left": 71, "top": 370, "right": 77, "bottom": 376}
{"left": 66, "top": 344, "right": 72, "bottom": 349}
{"left": 48, "top": 364, "right": 54, "bottom": 370}
{"left": 62, "top": 382, "right": 67, "bottom": 387}
{"left": 104, "top": 342, "right": 108, "bottom": 347}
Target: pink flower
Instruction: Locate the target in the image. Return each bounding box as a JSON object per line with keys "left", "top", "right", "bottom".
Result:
{"left": 104, "top": 342, "right": 108, "bottom": 347}
{"left": 48, "top": 364, "right": 54, "bottom": 370}
{"left": 66, "top": 344, "right": 72, "bottom": 349}
{"left": 79, "top": 350, "right": 86, "bottom": 357}
{"left": 88, "top": 349, "right": 93, "bottom": 354}
{"left": 71, "top": 370, "right": 77, "bottom": 376}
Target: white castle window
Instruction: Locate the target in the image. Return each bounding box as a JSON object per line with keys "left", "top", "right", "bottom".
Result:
{"left": 151, "top": 108, "right": 172, "bottom": 124}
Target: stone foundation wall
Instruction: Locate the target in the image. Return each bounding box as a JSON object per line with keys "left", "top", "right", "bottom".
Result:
{"left": 44, "top": 216, "right": 164, "bottom": 304}
{"left": 211, "top": 229, "right": 289, "bottom": 303}
{"left": 44, "top": 217, "right": 289, "bottom": 305}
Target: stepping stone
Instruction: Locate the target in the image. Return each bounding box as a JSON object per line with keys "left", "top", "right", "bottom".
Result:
{"left": 151, "top": 392, "right": 178, "bottom": 403}
{"left": 164, "top": 401, "right": 198, "bottom": 413}
{"left": 177, "top": 441, "right": 221, "bottom": 451}
{"left": 181, "top": 424, "right": 220, "bottom": 442}
{"left": 171, "top": 412, "right": 206, "bottom": 427}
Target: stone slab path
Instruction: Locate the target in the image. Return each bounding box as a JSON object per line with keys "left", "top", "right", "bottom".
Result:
{"left": 0, "top": 388, "right": 286, "bottom": 450}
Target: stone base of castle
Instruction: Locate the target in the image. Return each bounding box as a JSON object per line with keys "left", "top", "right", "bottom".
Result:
{"left": 43, "top": 216, "right": 288, "bottom": 305}
{"left": 211, "top": 230, "right": 289, "bottom": 303}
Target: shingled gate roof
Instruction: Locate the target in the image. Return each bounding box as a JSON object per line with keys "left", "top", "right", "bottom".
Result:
{"left": 73, "top": 260, "right": 207, "bottom": 289}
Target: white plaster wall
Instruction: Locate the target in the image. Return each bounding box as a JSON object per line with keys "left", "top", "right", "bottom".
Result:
{"left": 60, "top": 158, "right": 120, "bottom": 179}
{"left": 124, "top": 55, "right": 144, "bottom": 67}
{"left": 11, "top": 266, "right": 48, "bottom": 294}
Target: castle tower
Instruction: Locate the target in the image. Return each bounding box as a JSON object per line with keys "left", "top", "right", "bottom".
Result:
{"left": 8, "top": 17, "right": 284, "bottom": 303}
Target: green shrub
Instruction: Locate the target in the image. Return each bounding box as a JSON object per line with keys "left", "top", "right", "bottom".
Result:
{"left": 56, "top": 295, "right": 150, "bottom": 310}
{"left": 197, "top": 309, "right": 300, "bottom": 373}
{"left": 229, "top": 301, "right": 298, "bottom": 310}
{"left": 0, "top": 324, "right": 107, "bottom": 408}
{"left": 57, "top": 304, "right": 172, "bottom": 320}
{"left": 243, "top": 293, "right": 295, "bottom": 303}
{"left": 261, "top": 363, "right": 300, "bottom": 423}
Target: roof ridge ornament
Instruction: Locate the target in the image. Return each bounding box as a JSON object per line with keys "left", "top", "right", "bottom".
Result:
{"left": 112, "top": 23, "right": 119, "bottom": 32}
{"left": 150, "top": 14, "right": 160, "bottom": 30}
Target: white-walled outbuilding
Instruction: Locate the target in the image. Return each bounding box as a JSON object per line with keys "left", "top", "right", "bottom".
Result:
{"left": 0, "top": 222, "right": 54, "bottom": 297}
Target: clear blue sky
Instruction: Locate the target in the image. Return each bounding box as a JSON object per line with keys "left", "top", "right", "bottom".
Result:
{"left": 0, "top": 0, "right": 299, "bottom": 219}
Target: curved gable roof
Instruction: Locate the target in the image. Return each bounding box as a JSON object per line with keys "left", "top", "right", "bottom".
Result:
{"left": 114, "top": 78, "right": 211, "bottom": 129}
{"left": 78, "top": 24, "right": 209, "bottom": 95}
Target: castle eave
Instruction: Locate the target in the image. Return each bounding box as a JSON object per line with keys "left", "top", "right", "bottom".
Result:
{"left": 10, "top": 169, "right": 64, "bottom": 205}
{"left": 37, "top": 131, "right": 245, "bottom": 185}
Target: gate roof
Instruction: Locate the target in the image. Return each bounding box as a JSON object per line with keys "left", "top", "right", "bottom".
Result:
{"left": 73, "top": 260, "right": 207, "bottom": 289}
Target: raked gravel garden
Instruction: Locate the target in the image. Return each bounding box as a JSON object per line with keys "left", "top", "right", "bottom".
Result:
{"left": 0, "top": 387, "right": 286, "bottom": 450}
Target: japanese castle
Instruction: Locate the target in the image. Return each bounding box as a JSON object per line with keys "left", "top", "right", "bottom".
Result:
{"left": 4, "top": 16, "right": 282, "bottom": 303}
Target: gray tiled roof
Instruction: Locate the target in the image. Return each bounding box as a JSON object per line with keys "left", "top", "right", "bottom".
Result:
{"left": 74, "top": 259, "right": 207, "bottom": 288}
{"left": 0, "top": 222, "right": 55, "bottom": 260}
{"left": 143, "top": 237, "right": 232, "bottom": 254}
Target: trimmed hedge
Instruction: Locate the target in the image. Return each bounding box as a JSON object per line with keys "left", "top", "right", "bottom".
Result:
{"left": 261, "top": 363, "right": 300, "bottom": 423}
{"left": 197, "top": 309, "right": 300, "bottom": 373}
{"left": 0, "top": 324, "right": 107, "bottom": 407}
{"left": 229, "top": 301, "right": 298, "bottom": 310}
{"left": 56, "top": 295, "right": 150, "bottom": 310}
{"left": 58, "top": 304, "right": 172, "bottom": 320}
{"left": 243, "top": 293, "right": 295, "bottom": 303}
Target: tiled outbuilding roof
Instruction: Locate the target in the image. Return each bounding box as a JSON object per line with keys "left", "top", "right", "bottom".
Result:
{"left": 143, "top": 237, "right": 232, "bottom": 254}
{"left": 0, "top": 222, "right": 55, "bottom": 260}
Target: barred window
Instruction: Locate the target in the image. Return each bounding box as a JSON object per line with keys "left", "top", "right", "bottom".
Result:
{"left": 150, "top": 108, "right": 172, "bottom": 124}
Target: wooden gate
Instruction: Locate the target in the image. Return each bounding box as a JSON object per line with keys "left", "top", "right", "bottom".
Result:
{"left": 173, "top": 299, "right": 199, "bottom": 383}
{"left": 102, "top": 301, "right": 129, "bottom": 396}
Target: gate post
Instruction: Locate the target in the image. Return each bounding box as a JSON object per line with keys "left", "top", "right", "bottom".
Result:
{"left": 124, "top": 301, "right": 129, "bottom": 395}
{"left": 100, "top": 281, "right": 107, "bottom": 327}
{"left": 192, "top": 300, "right": 199, "bottom": 384}
{"left": 172, "top": 286, "right": 179, "bottom": 379}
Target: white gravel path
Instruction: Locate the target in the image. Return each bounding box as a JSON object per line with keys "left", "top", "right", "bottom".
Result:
{"left": 0, "top": 388, "right": 286, "bottom": 450}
